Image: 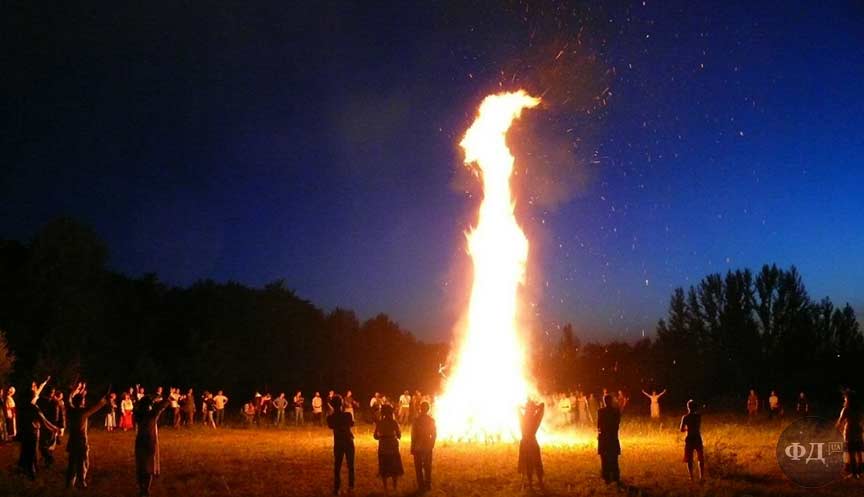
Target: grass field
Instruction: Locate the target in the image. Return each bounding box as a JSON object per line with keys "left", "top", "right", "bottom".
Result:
{"left": 0, "top": 415, "right": 858, "bottom": 497}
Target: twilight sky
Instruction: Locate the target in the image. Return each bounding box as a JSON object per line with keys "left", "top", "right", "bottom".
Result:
{"left": 3, "top": 1, "right": 862, "bottom": 342}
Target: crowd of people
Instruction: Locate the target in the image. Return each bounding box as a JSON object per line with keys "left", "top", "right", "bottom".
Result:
{"left": 0, "top": 378, "right": 861, "bottom": 495}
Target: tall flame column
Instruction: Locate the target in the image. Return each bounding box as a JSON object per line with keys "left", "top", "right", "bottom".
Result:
{"left": 436, "top": 91, "right": 540, "bottom": 441}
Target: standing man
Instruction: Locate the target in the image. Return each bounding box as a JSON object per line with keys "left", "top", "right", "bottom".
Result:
{"left": 344, "top": 390, "right": 358, "bottom": 421}
{"left": 213, "top": 390, "right": 228, "bottom": 427}
{"left": 370, "top": 393, "right": 381, "bottom": 421}
{"left": 558, "top": 394, "right": 572, "bottom": 425}
{"left": 65, "top": 383, "right": 108, "bottom": 489}
{"left": 293, "top": 391, "right": 305, "bottom": 426}
{"left": 796, "top": 392, "right": 809, "bottom": 415}
{"left": 169, "top": 388, "right": 181, "bottom": 428}
{"left": 768, "top": 390, "right": 781, "bottom": 420}
{"left": 273, "top": 393, "right": 288, "bottom": 427}
{"left": 746, "top": 389, "right": 759, "bottom": 420}
{"left": 836, "top": 391, "right": 863, "bottom": 479}
{"left": 680, "top": 400, "right": 705, "bottom": 481}
{"left": 398, "top": 391, "right": 412, "bottom": 426}
{"left": 411, "top": 400, "right": 436, "bottom": 492}
{"left": 597, "top": 394, "right": 621, "bottom": 484}
{"left": 312, "top": 392, "right": 324, "bottom": 426}
{"left": 182, "top": 389, "right": 196, "bottom": 426}
{"left": 326, "top": 391, "right": 336, "bottom": 417}
{"left": 327, "top": 395, "right": 355, "bottom": 495}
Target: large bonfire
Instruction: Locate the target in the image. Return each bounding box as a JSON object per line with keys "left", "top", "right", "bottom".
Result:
{"left": 436, "top": 90, "right": 541, "bottom": 442}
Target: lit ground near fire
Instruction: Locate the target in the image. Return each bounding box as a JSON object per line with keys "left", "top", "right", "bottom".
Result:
{"left": 0, "top": 416, "right": 856, "bottom": 497}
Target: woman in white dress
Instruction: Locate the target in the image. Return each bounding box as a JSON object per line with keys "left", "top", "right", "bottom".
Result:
{"left": 642, "top": 389, "right": 667, "bottom": 419}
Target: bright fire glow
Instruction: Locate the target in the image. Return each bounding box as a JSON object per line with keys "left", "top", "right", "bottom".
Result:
{"left": 436, "top": 90, "right": 540, "bottom": 442}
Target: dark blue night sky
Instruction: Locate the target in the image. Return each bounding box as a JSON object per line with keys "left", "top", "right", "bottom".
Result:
{"left": 3, "top": 1, "right": 862, "bottom": 342}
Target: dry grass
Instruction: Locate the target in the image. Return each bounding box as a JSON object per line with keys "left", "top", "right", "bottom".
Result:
{"left": 0, "top": 416, "right": 858, "bottom": 497}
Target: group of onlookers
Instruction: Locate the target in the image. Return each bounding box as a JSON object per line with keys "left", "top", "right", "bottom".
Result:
{"left": 746, "top": 389, "right": 812, "bottom": 420}
{"left": 1, "top": 378, "right": 862, "bottom": 495}
{"left": 326, "top": 393, "right": 437, "bottom": 495}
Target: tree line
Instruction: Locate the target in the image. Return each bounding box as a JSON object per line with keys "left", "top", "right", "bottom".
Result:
{"left": 534, "top": 266, "right": 863, "bottom": 411}
{"left": 0, "top": 218, "right": 860, "bottom": 412}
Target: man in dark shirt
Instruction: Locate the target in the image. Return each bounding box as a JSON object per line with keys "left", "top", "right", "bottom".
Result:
{"left": 680, "top": 399, "right": 704, "bottom": 481}
{"left": 326, "top": 395, "right": 355, "bottom": 495}
{"left": 410, "top": 400, "right": 437, "bottom": 491}
{"left": 597, "top": 394, "right": 621, "bottom": 484}
{"left": 65, "top": 384, "right": 108, "bottom": 488}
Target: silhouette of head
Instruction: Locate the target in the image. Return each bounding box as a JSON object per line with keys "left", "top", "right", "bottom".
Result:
{"left": 687, "top": 399, "right": 696, "bottom": 412}
{"left": 381, "top": 404, "right": 395, "bottom": 419}
{"left": 603, "top": 394, "right": 614, "bottom": 408}
{"left": 330, "top": 395, "right": 343, "bottom": 411}
{"left": 420, "top": 401, "right": 430, "bottom": 414}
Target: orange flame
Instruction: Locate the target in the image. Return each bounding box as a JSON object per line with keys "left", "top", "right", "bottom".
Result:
{"left": 436, "top": 90, "right": 540, "bottom": 442}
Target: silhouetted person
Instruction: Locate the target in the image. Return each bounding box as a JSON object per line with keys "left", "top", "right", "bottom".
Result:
{"left": 642, "top": 389, "right": 667, "bottom": 419}
{"left": 18, "top": 377, "right": 58, "bottom": 480}
{"left": 181, "top": 389, "right": 195, "bottom": 426}
{"left": 410, "top": 400, "right": 436, "bottom": 492}
{"left": 679, "top": 399, "right": 705, "bottom": 481}
{"left": 518, "top": 399, "right": 545, "bottom": 490}
{"left": 836, "top": 391, "right": 863, "bottom": 479}
{"left": 374, "top": 404, "right": 404, "bottom": 494}
{"left": 65, "top": 384, "right": 108, "bottom": 488}
{"left": 597, "top": 394, "right": 621, "bottom": 484}
{"left": 795, "top": 392, "right": 809, "bottom": 415}
{"left": 134, "top": 396, "right": 171, "bottom": 497}
{"left": 327, "top": 395, "right": 355, "bottom": 495}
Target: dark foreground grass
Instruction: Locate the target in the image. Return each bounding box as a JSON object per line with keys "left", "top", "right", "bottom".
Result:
{"left": 0, "top": 417, "right": 858, "bottom": 497}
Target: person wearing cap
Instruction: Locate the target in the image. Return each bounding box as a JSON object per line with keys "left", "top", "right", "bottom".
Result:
{"left": 327, "top": 395, "right": 355, "bottom": 495}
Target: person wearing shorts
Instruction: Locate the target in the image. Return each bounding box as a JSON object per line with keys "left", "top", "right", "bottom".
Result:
{"left": 680, "top": 399, "right": 705, "bottom": 481}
